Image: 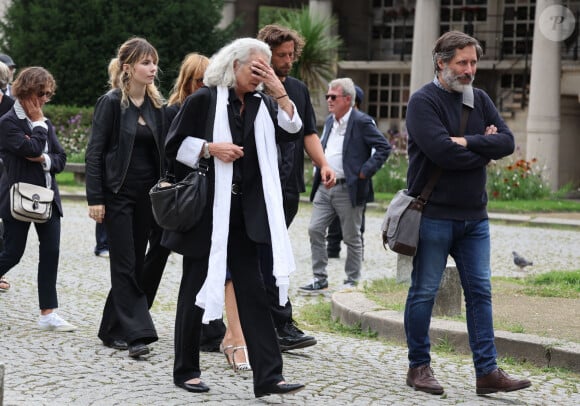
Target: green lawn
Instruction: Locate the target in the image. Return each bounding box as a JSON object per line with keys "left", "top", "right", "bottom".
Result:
{"left": 302, "top": 188, "right": 580, "bottom": 213}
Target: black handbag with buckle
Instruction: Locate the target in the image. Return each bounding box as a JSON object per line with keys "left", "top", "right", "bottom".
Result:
{"left": 149, "top": 161, "right": 209, "bottom": 232}
{"left": 149, "top": 87, "right": 217, "bottom": 232}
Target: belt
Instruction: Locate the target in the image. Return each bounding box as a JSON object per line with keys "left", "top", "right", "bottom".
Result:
{"left": 335, "top": 178, "right": 346, "bottom": 185}
{"left": 231, "top": 183, "right": 242, "bottom": 195}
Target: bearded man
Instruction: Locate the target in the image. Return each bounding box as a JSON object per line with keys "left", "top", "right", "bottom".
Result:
{"left": 403, "top": 31, "right": 531, "bottom": 396}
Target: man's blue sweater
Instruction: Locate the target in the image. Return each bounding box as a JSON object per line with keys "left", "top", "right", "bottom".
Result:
{"left": 406, "top": 82, "right": 515, "bottom": 220}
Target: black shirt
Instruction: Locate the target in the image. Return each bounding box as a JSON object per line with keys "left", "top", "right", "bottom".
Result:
{"left": 278, "top": 76, "right": 318, "bottom": 195}
{"left": 126, "top": 121, "right": 158, "bottom": 184}
{"left": 227, "top": 88, "right": 248, "bottom": 184}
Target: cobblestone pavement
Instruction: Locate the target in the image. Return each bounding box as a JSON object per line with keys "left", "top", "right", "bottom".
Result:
{"left": 1, "top": 201, "right": 579, "bottom": 405}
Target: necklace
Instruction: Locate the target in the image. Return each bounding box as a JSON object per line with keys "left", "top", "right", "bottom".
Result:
{"left": 129, "top": 96, "right": 144, "bottom": 108}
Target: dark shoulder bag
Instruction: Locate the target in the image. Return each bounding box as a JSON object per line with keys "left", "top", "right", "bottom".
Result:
{"left": 149, "top": 87, "right": 217, "bottom": 232}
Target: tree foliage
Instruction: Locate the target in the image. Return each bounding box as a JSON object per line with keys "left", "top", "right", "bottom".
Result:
{"left": 270, "top": 6, "right": 343, "bottom": 98}
{"left": 0, "top": 0, "right": 236, "bottom": 106}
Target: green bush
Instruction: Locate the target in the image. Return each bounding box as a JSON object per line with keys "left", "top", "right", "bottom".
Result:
{"left": 372, "top": 153, "right": 408, "bottom": 193}
{"left": 44, "top": 105, "right": 93, "bottom": 163}
{"left": 0, "top": 0, "right": 235, "bottom": 106}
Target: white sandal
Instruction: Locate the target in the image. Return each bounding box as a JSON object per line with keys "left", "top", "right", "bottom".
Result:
{"left": 220, "top": 343, "right": 252, "bottom": 372}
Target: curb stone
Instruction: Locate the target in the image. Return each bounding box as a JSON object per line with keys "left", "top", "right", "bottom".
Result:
{"left": 331, "top": 291, "right": 580, "bottom": 373}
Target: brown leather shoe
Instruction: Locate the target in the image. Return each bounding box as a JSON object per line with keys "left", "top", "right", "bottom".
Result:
{"left": 406, "top": 364, "right": 444, "bottom": 395}
{"left": 476, "top": 368, "right": 531, "bottom": 395}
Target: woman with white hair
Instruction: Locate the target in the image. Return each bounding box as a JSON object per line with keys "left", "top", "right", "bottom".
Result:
{"left": 164, "top": 37, "right": 304, "bottom": 397}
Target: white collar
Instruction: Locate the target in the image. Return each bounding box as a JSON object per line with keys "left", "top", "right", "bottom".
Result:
{"left": 333, "top": 107, "right": 353, "bottom": 126}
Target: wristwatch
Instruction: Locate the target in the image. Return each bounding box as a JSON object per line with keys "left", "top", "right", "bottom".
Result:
{"left": 203, "top": 142, "right": 211, "bottom": 159}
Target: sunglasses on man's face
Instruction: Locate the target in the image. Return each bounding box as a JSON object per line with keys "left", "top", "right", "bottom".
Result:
{"left": 325, "top": 94, "right": 346, "bottom": 101}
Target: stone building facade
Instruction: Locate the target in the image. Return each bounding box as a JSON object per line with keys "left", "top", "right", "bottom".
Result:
{"left": 225, "top": 0, "right": 580, "bottom": 190}
{"left": 1, "top": 0, "right": 578, "bottom": 189}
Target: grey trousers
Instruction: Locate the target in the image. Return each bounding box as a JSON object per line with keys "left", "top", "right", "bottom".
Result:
{"left": 308, "top": 183, "right": 364, "bottom": 285}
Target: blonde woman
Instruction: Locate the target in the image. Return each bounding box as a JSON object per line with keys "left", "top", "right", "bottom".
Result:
{"left": 85, "top": 37, "right": 168, "bottom": 358}
{"left": 167, "top": 53, "right": 209, "bottom": 113}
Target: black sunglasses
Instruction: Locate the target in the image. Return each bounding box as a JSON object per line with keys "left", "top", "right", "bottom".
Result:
{"left": 37, "top": 91, "right": 53, "bottom": 99}
{"left": 325, "top": 94, "right": 346, "bottom": 101}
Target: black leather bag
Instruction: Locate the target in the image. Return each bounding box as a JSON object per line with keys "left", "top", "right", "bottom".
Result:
{"left": 149, "top": 162, "right": 209, "bottom": 232}
{"left": 151, "top": 86, "right": 217, "bottom": 232}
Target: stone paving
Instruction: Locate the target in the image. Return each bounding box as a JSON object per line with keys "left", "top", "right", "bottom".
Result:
{"left": 1, "top": 200, "right": 579, "bottom": 405}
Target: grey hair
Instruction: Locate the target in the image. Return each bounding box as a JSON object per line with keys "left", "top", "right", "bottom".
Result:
{"left": 0, "top": 61, "right": 10, "bottom": 90}
{"left": 329, "top": 77, "right": 356, "bottom": 107}
{"left": 204, "top": 38, "right": 272, "bottom": 88}
{"left": 432, "top": 31, "right": 483, "bottom": 73}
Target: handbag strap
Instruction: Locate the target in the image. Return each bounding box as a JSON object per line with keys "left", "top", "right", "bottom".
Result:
{"left": 418, "top": 104, "right": 471, "bottom": 203}
{"left": 165, "top": 87, "right": 218, "bottom": 179}
{"left": 197, "top": 86, "right": 218, "bottom": 175}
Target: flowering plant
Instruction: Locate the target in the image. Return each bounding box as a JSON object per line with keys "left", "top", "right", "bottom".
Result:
{"left": 386, "top": 128, "right": 408, "bottom": 155}
{"left": 56, "top": 113, "right": 91, "bottom": 161}
{"left": 487, "top": 156, "right": 551, "bottom": 200}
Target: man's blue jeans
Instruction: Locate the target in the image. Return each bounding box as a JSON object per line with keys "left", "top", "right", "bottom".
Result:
{"left": 404, "top": 217, "right": 497, "bottom": 378}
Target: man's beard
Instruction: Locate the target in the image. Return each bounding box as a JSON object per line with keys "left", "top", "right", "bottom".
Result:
{"left": 274, "top": 64, "right": 291, "bottom": 78}
{"left": 442, "top": 65, "right": 474, "bottom": 92}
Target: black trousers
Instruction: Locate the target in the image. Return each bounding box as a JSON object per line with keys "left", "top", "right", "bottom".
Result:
{"left": 94, "top": 222, "right": 108, "bottom": 255}
{"left": 259, "top": 244, "right": 292, "bottom": 330}
{"left": 98, "top": 180, "right": 161, "bottom": 345}
{"left": 0, "top": 208, "right": 60, "bottom": 309}
{"left": 283, "top": 191, "right": 300, "bottom": 227}
{"left": 174, "top": 194, "right": 284, "bottom": 390}
{"left": 141, "top": 223, "right": 171, "bottom": 308}
{"left": 254, "top": 192, "right": 300, "bottom": 329}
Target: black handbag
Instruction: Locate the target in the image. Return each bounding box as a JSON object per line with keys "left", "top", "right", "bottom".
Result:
{"left": 149, "top": 161, "right": 209, "bottom": 232}
{"left": 150, "top": 87, "right": 217, "bottom": 232}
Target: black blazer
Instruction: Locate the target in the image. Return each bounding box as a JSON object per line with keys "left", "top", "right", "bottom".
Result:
{"left": 0, "top": 107, "right": 66, "bottom": 218}
{"left": 162, "top": 87, "right": 300, "bottom": 257}
{"left": 0, "top": 94, "right": 14, "bottom": 117}
{"left": 85, "top": 89, "right": 167, "bottom": 205}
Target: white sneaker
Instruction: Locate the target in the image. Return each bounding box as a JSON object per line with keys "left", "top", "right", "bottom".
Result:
{"left": 338, "top": 281, "right": 358, "bottom": 292}
{"left": 38, "top": 312, "right": 77, "bottom": 332}
{"left": 96, "top": 250, "right": 109, "bottom": 258}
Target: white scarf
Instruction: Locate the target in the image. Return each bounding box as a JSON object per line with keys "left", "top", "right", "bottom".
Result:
{"left": 195, "top": 86, "right": 295, "bottom": 323}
